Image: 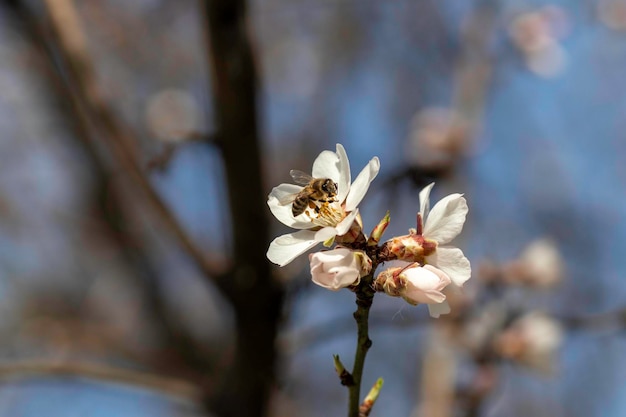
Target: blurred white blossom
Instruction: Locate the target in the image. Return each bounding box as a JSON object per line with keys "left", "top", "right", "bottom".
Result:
{"left": 503, "top": 238, "right": 564, "bottom": 288}
{"left": 509, "top": 7, "right": 570, "bottom": 78}
{"left": 598, "top": 0, "right": 626, "bottom": 31}
{"left": 495, "top": 312, "right": 563, "bottom": 373}
{"left": 406, "top": 108, "right": 470, "bottom": 169}
{"left": 144, "top": 89, "right": 199, "bottom": 142}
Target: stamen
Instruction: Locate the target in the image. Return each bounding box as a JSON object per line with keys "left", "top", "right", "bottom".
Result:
{"left": 305, "top": 200, "right": 345, "bottom": 227}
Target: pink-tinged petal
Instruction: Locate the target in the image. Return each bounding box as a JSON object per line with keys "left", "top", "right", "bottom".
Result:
{"left": 404, "top": 288, "right": 447, "bottom": 304}
{"left": 267, "top": 183, "right": 314, "bottom": 229}
{"left": 401, "top": 265, "right": 451, "bottom": 305}
{"left": 427, "top": 301, "right": 451, "bottom": 318}
{"left": 427, "top": 247, "right": 471, "bottom": 286}
{"left": 309, "top": 248, "right": 361, "bottom": 290}
{"left": 328, "top": 268, "right": 360, "bottom": 290}
{"left": 312, "top": 147, "right": 343, "bottom": 186}
{"left": 335, "top": 144, "right": 351, "bottom": 203}
{"left": 423, "top": 264, "right": 452, "bottom": 286}
{"left": 419, "top": 182, "right": 435, "bottom": 219}
{"left": 312, "top": 247, "right": 352, "bottom": 263}
{"left": 334, "top": 209, "right": 359, "bottom": 236}
{"left": 344, "top": 157, "right": 380, "bottom": 212}
{"left": 267, "top": 230, "right": 319, "bottom": 266}
{"left": 423, "top": 193, "right": 468, "bottom": 245}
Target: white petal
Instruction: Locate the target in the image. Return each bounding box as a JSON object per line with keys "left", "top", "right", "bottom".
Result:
{"left": 335, "top": 144, "right": 351, "bottom": 203}
{"left": 428, "top": 301, "right": 451, "bottom": 318}
{"left": 419, "top": 182, "right": 435, "bottom": 219}
{"left": 344, "top": 157, "right": 380, "bottom": 212}
{"left": 312, "top": 147, "right": 343, "bottom": 186}
{"left": 267, "top": 184, "right": 315, "bottom": 229}
{"left": 314, "top": 226, "right": 339, "bottom": 242}
{"left": 427, "top": 247, "right": 471, "bottom": 287}
{"left": 267, "top": 230, "right": 319, "bottom": 266}
{"left": 269, "top": 183, "right": 302, "bottom": 202}
{"left": 421, "top": 289, "right": 447, "bottom": 304}
{"left": 334, "top": 209, "right": 359, "bottom": 236}
{"left": 423, "top": 194, "right": 468, "bottom": 245}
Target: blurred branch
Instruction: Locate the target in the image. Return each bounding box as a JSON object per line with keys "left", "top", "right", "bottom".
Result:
{"left": 3, "top": 0, "right": 223, "bottom": 407}
{"left": 202, "top": 1, "right": 284, "bottom": 416}
{"left": 0, "top": 360, "right": 201, "bottom": 400}
{"left": 38, "top": 0, "right": 226, "bottom": 281}
{"left": 146, "top": 132, "right": 217, "bottom": 173}
{"left": 452, "top": 0, "right": 499, "bottom": 128}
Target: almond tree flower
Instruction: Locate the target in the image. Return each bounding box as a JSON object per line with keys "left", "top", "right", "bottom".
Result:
{"left": 374, "top": 264, "right": 452, "bottom": 318}
{"left": 494, "top": 312, "right": 563, "bottom": 373}
{"left": 267, "top": 144, "right": 380, "bottom": 266}
{"left": 309, "top": 248, "right": 372, "bottom": 291}
{"left": 502, "top": 238, "right": 563, "bottom": 288}
{"left": 386, "top": 183, "right": 471, "bottom": 289}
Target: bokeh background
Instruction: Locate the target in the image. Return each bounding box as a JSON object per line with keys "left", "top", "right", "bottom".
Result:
{"left": 1, "top": 0, "right": 626, "bottom": 416}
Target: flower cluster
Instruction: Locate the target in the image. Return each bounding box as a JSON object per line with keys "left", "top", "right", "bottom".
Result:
{"left": 267, "top": 144, "right": 471, "bottom": 317}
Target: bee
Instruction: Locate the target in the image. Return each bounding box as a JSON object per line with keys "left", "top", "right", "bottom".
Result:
{"left": 281, "top": 170, "right": 338, "bottom": 217}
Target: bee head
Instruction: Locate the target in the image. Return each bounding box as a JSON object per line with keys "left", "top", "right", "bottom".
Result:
{"left": 322, "top": 179, "right": 338, "bottom": 195}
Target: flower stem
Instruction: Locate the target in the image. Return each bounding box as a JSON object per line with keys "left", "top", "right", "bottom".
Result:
{"left": 348, "top": 275, "right": 376, "bottom": 417}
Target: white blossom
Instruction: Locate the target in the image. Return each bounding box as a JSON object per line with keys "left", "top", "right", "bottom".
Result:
{"left": 419, "top": 183, "right": 471, "bottom": 284}
{"left": 267, "top": 144, "right": 379, "bottom": 266}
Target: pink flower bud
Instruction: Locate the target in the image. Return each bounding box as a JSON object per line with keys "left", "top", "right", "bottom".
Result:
{"left": 385, "top": 232, "right": 437, "bottom": 263}
{"left": 309, "top": 248, "right": 372, "bottom": 291}
{"left": 400, "top": 264, "right": 452, "bottom": 305}
{"left": 375, "top": 264, "right": 452, "bottom": 306}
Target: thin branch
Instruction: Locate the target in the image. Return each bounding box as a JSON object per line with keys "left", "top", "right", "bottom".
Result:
{"left": 280, "top": 307, "right": 432, "bottom": 354}
{"left": 348, "top": 287, "right": 375, "bottom": 417}
{"left": 40, "top": 0, "right": 226, "bottom": 281}
{"left": 0, "top": 360, "right": 201, "bottom": 400}
{"left": 4, "top": 0, "right": 222, "bottom": 405}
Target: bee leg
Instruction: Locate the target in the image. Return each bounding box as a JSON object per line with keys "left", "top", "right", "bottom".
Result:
{"left": 308, "top": 201, "right": 321, "bottom": 214}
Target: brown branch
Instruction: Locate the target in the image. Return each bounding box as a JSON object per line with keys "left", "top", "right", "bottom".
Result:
{"left": 203, "top": 1, "right": 284, "bottom": 417}
{"left": 4, "top": 0, "right": 224, "bottom": 408}
{"left": 40, "top": 0, "right": 226, "bottom": 281}
{"left": 0, "top": 360, "right": 201, "bottom": 400}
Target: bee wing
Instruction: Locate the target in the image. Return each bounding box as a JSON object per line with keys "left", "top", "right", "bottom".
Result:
{"left": 290, "top": 170, "right": 314, "bottom": 186}
{"left": 277, "top": 192, "right": 298, "bottom": 206}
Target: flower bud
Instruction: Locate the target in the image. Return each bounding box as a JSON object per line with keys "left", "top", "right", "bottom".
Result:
{"left": 374, "top": 267, "right": 404, "bottom": 297}
{"left": 384, "top": 231, "right": 437, "bottom": 263}
{"left": 374, "top": 264, "right": 452, "bottom": 306}
{"left": 367, "top": 211, "right": 390, "bottom": 246}
{"left": 401, "top": 264, "right": 451, "bottom": 305}
{"left": 360, "top": 378, "right": 384, "bottom": 416}
{"left": 309, "top": 248, "right": 372, "bottom": 291}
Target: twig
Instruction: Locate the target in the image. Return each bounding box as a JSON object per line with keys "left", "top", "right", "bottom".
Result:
{"left": 5, "top": 0, "right": 223, "bottom": 407}
{"left": 348, "top": 276, "right": 376, "bottom": 417}
{"left": 279, "top": 308, "right": 432, "bottom": 354}
{"left": 0, "top": 360, "right": 201, "bottom": 401}
{"left": 40, "top": 0, "right": 225, "bottom": 281}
